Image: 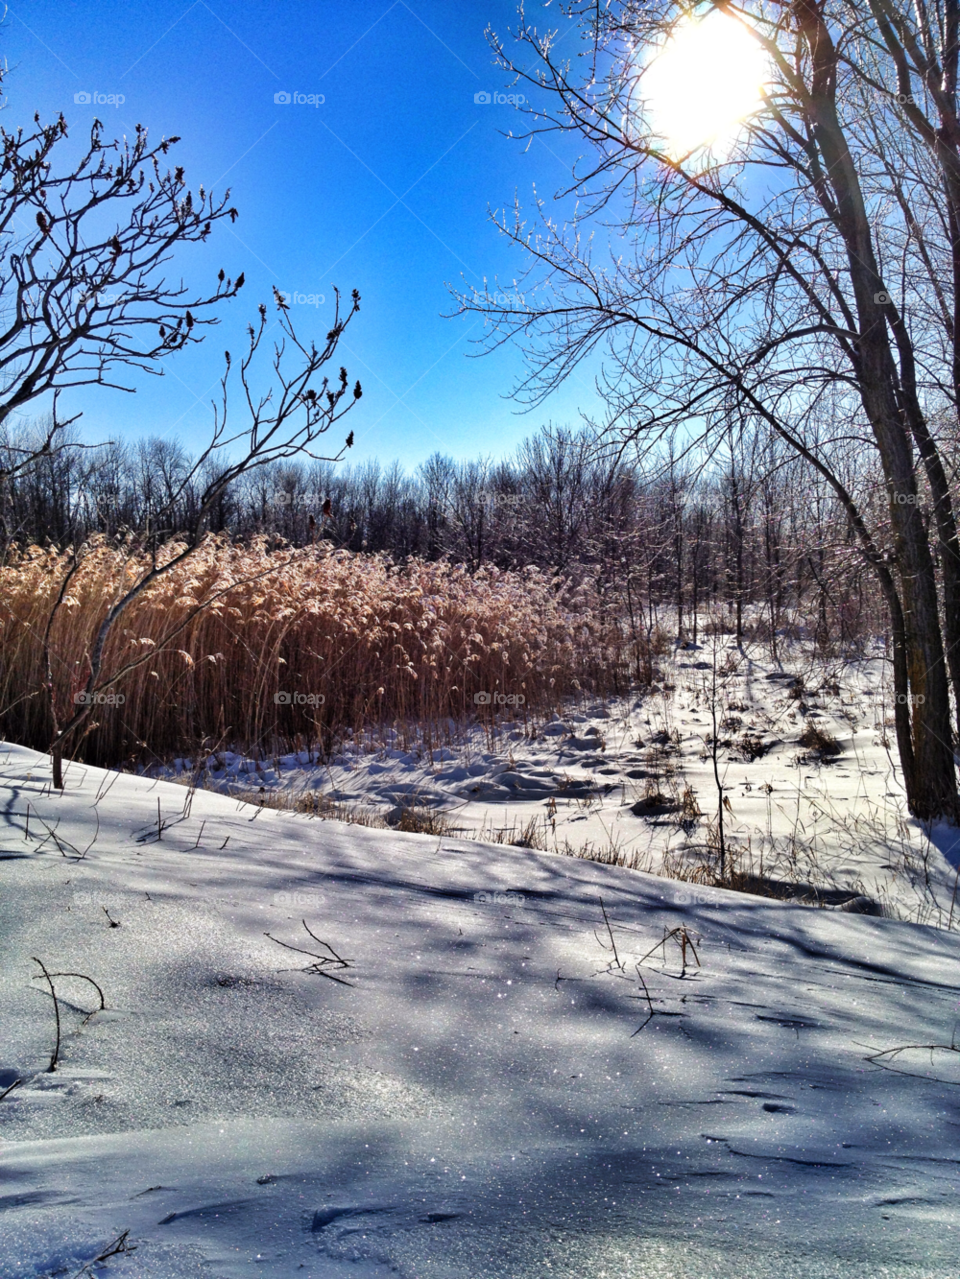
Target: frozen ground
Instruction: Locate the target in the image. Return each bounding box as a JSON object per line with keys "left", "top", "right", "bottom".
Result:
{"left": 2, "top": 719, "right": 960, "bottom": 1277}
{"left": 160, "top": 639, "right": 960, "bottom": 924}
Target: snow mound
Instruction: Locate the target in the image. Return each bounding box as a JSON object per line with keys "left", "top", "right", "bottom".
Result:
{"left": 1, "top": 741, "right": 958, "bottom": 1277}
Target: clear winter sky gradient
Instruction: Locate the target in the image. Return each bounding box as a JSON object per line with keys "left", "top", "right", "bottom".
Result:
{"left": 3, "top": 0, "right": 607, "bottom": 467}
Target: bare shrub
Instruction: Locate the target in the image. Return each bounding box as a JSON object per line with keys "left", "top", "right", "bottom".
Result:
{"left": 393, "top": 807, "right": 453, "bottom": 836}
{"left": 797, "top": 723, "right": 842, "bottom": 757}
{"left": 737, "top": 733, "right": 770, "bottom": 761}
{"left": 631, "top": 780, "right": 678, "bottom": 816}
{"left": 677, "top": 784, "right": 701, "bottom": 831}
{"left": 702, "top": 615, "right": 735, "bottom": 636}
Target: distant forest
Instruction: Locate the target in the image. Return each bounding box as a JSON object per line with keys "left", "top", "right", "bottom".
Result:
{"left": 1, "top": 419, "right": 884, "bottom": 652}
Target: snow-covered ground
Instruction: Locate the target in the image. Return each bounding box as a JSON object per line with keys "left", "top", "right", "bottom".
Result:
{"left": 159, "top": 640, "right": 960, "bottom": 925}
{"left": 3, "top": 708, "right": 960, "bottom": 1276}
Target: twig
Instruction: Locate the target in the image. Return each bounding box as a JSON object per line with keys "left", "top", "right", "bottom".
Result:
{"left": 71, "top": 1229, "right": 136, "bottom": 1278}
{"left": 265, "top": 934, "right": 330, "bottom": 961}
{"left": 93, "top": 767, "right": 123, "bottom": 807}
{"left": 301, "top": 920, "right": 350, "bottom": 967}
{"left": 282, "top": 960, "right": 352, "bottom": 986}
{"left": 637, "top": 926, "right": 701, "bottom": 976}
{"left": 32, "top": 957, "right": 61, "bottom": 1071}
{"left": 865, "top": 1040, "right": 960, "bottom": 1085}
{"left": 32, "top": 965, "right": 106, "bottom": 1049}
{"left": 594, "top": 895, "right": 622, "bottom": 969}
{"left": 31, "top": 810, "right": 81, "bottom": 859}
{"left": 638, "top": 929, "right": 671, "bottom": 969}
{"left": 629, "top": 965, "right": 656, "bottom": 1037}
{"left": 678, "top": 926, "right": 700, "bottom": 977}
{"left": 180, "top": 778, "right": 195, "bottom": 821}
{"left": 0, "top": 1078, "right": 22, "bottom": 1102}
{"left": 264, "top": 920, "right": 354, "bottom": 985}
{"left": 193, "top": 820, "right": 206, "bottom": 848}
{"left": 44, "top": 971, "right": 107, "bottom": 1017}
{"left": 79, "top": 807, "right": 101, "bottom": 860}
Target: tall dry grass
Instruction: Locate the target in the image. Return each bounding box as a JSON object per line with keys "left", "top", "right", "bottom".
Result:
{"left": 0, "top": 535, "right": 626, "bottom": 765}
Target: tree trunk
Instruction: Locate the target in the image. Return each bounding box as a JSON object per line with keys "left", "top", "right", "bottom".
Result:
{"left": 797, "top": 0, "right": 959, "bottom": 820}
{"left": 889, "top": 492, "right": 959, "bottom": 820}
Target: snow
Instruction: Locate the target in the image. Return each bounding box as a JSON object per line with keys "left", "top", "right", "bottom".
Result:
{"left": 2, "top": 642, "right": 960, "bottom": 1276}
{"left": 2, "top": 704, "right": 960, "bottom": 1275}
{"left": 158, "top": 641, "right": 960, "bottom": 924}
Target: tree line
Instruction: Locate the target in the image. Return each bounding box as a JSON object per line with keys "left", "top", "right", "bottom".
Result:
{"left": 1, "top": 417, "right": 886, "bottom": 658}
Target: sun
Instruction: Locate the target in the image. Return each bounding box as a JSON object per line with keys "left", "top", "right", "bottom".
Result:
{"left": 639, "top": 9, "right": 769, "bottom": 159}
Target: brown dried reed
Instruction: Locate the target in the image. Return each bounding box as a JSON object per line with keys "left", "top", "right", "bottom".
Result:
{"left": 0, "top": 535, "right": 624, "bottom": 765}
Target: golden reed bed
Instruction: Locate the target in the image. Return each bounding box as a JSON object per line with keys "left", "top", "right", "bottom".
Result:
{"left": 0, "top": 536, "right": 625, "bottom": 766}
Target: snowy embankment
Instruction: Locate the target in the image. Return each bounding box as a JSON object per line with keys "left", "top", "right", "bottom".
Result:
{"left": 2, "top": 740, "right": 960, "bottom": 1278}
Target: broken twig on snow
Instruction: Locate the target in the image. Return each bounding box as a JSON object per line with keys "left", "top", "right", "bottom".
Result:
{"left": 71, "top": 1229, "right": 136, "bottom": 1278}
{"left": 31, "top": 957, "right": 61, "bottom": 1070}
{"left": 265, "top": 919, "right": 354, "bottom": 985}
{"left": 31, "top": 960, "right": 107, "bottom": 1070}
{"left": 0, "top": 1078, "right": 23, "bottom": 1102}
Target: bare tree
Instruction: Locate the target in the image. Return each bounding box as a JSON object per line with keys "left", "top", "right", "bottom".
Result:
{"left": 45, "top": 290, "right": 362, "bottom": 787}
{"left": 458, "top": 0, "right": 960, "bottom": 821}
{"left": 0, "top": 111, "right": 246, "bottom": 539}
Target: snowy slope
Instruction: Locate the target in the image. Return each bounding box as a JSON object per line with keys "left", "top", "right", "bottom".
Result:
{"left": 2, "top": 741, "right": 960, "bottom": 1278}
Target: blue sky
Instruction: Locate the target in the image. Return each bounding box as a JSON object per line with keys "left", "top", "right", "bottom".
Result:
{"left": 2, "top": 0, "right": 607, "bottom": 467}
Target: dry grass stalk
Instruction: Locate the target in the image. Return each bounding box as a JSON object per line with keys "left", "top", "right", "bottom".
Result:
{"left": 0, "top": 536, "right": 624, "bottom": 765}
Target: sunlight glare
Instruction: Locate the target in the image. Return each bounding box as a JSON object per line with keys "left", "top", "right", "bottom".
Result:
{"left": 641, "top": 11, "right": 769, "bottom": 159}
